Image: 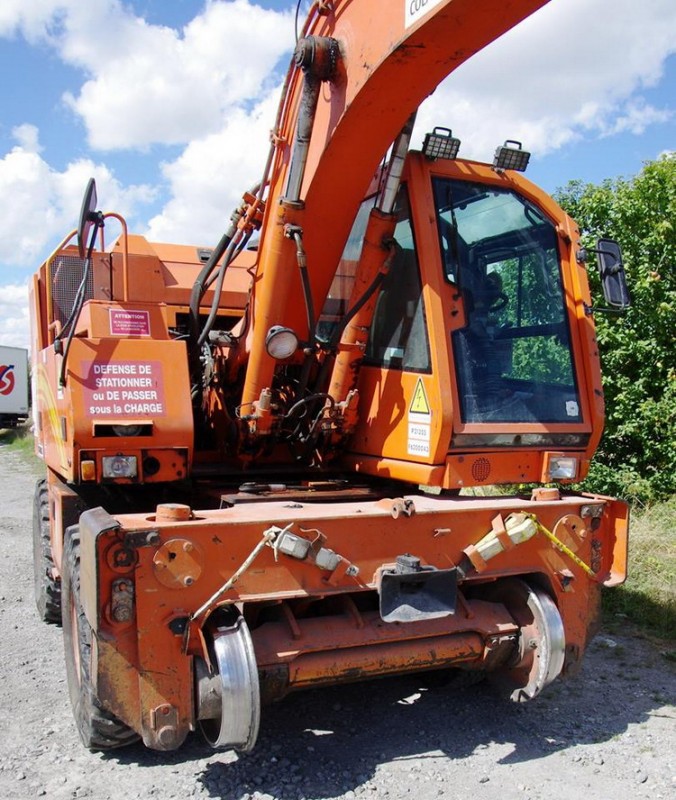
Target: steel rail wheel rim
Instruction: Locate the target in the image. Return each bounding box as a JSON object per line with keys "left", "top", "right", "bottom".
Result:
{"left": 199, "top": 615, "right": 260, "bottom": 752}
{"left": 486, "top": 578, "right": 566, "bottom": 702}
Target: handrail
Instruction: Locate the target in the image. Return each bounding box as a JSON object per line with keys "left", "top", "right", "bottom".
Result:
{"left": 44, "top": 211, "right": 131, "bottom": 344}
{"left": 103, "top": 212, "right": 130, "bottom": 302}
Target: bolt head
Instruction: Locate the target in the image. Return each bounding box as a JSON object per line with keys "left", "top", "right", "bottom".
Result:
{"left": 395, "top": 554, "right": 421, "bottom": 574}
{"left": 112, "top": 606, "right": 132, "bottom": 622}
{"left": 157, "top": 726, "right": 176, "bottom": 748}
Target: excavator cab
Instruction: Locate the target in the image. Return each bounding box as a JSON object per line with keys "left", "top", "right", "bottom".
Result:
{"left": 343, "top": 150, "right": 601, "bottom": 489}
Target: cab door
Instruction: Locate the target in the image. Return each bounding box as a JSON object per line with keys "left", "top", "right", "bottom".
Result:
{"left": 347, "top": 156, "right": 455, "bottom": 469}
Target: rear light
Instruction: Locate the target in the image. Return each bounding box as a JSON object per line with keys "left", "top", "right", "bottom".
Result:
{"left": 102, "top": 455, "right": 138, "bottom": 479}
{"left": 80, "top": 459, "right": 96, "bottom": 482}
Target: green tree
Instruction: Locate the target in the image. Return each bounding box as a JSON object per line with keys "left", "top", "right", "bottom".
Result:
{"left": 556, "top": 154, "right": 676, "bottom": 502}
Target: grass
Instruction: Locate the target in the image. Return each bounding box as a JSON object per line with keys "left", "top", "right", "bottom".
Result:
{"left": 602, "top": 497, "right": 676, "bottom": 643}
{"left": 0, "top": 424, "right": 42, "bottom": 470}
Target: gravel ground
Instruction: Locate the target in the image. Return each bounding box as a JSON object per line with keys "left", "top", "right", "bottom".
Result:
{"left": 0, "top": 446, "right": 674, "bottom": 800}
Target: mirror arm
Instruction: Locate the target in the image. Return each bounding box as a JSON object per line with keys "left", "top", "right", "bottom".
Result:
{"left": 583, "top": 303, "right": 627, "bottom": 317}
{"left": 576, "top": 246, "right": 621, "bottom": 264}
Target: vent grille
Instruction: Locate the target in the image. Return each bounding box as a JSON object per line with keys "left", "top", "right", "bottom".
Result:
{"left": 471, "top": 457, "right": 491, "bottom": 483}
{"left": 50, "top": 255, "right": 93, "bottom": 328}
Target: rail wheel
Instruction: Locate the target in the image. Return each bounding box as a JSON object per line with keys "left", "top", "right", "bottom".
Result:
{"left": 196, "top": 613, "right": 260, "bottom": 752}
{"left": 61, "top": 525, "right": 139, "bottom": 750}
{"left": 32, "top": 478, "right": 61, "bottom": 623}
{"left": 485, "top": 578, "right": 565, "bottom": 702}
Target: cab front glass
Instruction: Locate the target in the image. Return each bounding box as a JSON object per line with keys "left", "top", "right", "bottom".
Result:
{"left": 432, "top": 178, "right": 581, "bottom": 426}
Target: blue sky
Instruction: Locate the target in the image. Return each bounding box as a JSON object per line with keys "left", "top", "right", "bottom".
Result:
{"left": 0, "top": 0, "right": 674, "bottom": 349}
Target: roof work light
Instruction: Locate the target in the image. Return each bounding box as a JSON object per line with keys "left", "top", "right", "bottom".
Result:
{"left": 493, "top": 140, "right": 531, "bottom": 172}
{"left": 422, "top": 127, "right": 461, "bottom": 160}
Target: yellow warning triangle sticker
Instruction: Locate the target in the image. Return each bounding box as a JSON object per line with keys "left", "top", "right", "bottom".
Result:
{"left": 409, "top": 378, "right": 430, "bottom": 415}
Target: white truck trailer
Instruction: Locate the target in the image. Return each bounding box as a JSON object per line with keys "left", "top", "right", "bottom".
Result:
{"left": 0, "top": 346, "right": 28, "bottom": 428}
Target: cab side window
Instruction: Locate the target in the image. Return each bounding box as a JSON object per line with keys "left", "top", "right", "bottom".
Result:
{"left": 366, "top": 187, "right": 431, "bottom": 372}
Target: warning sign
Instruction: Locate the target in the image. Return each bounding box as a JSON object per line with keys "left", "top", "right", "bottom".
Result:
{"left": 110, "top": 309, "right": 151, "bottom": 336}
{"left": 409, "top": 378, "right": 430, "bottom": 415}
{"left": 407, "top": 379, "right": 431, "bottom": 458}
{"left": 82, "top": 360, "right": 166, "bottom": 417}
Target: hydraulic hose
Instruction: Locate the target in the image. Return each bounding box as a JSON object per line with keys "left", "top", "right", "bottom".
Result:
{"left": 196, "top": 232, "right": 245, "bottom": 349}
{"left": 312, "top": 263, "right": 389, "bottom": 396}
{"left": 284, "top": 36, "right": 340, "bottom": 203}
{"left": 188, "top": 228, "right": 235, "bottom": 347}
{"left": 57, "top": 218, "right": 101, "bottom": 386}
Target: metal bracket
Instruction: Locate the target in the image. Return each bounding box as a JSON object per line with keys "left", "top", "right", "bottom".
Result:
{"left": 379, "top": 555, "right": 457, "bottom": 623}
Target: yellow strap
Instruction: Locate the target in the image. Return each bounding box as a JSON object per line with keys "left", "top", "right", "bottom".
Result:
{"left": 525, "top": 514, "right": 597, "bottom": 579}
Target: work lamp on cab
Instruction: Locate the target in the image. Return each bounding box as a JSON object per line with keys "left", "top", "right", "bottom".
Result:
{"left": 493, "top": 140, "right": 531, "bottom": 172}
{"left": 422, "top": 127, "right": 461, "bottom": 160}
{"left": 265, "top": 326, "right": 299, "bottom": 360}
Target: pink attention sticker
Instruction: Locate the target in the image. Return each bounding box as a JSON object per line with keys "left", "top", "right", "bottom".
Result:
{"left": 109, "top": 309, "right": 151, "bottom": 336}
{"left": 82, "top": 361, "right": 166, "bottom": 417}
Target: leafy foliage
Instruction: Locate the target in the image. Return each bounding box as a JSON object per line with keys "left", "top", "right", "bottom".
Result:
{"left": 556, "top": 154, "right": 676, "bottom": 502}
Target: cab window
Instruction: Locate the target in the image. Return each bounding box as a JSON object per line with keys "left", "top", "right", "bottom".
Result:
{"left": 433, "top": 178, "right": 580, "bottom": 424}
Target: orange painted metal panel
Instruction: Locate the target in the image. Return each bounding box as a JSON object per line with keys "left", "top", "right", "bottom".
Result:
{"left": 34, "top": 331, "right": 193, "bottom": 483}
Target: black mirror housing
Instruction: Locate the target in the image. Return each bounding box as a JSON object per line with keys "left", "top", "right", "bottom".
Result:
{"left": 77, "top": 178, "right": 98, "bottom": 260}
{"left": 596, "top": 238, "right": 630, "bottom": 310}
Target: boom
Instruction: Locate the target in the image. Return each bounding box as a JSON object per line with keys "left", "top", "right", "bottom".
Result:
{"left": 237, "top": 0, "right": 550, "bottom": 435}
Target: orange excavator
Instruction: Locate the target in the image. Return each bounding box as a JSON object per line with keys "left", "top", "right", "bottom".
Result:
{"left": 30, "top": 0, "right": 631, "bottom": 753}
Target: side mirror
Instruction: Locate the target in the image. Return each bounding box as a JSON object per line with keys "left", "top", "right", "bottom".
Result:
{"left": 596, "top": 238, "right": 630, "bottom": 310}
{"left": 77, "top": 178, "right": 99, "bottom": 259}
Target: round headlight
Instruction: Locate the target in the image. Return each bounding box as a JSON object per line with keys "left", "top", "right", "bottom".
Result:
{"left": 112, "top": 424, "right": 143, "bottom": 437}
{"left": 265, "top": 326, "right": 299, "bottom": 360}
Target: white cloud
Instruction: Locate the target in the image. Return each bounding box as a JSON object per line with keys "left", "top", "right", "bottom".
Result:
{"left": 0, "top": 125, "right": 154, "bottom": 267}
{"left": 145, "top": 89, "right": 279, "bottom": 245}
{"left": 1, "top": 0, "right": 294, "bottom": 151}
{"left": 601, "top": 101, "right": 672, "bottom": 137}
{"left": 65, "top": 1, "right": 293, "bottom": 150}
{"left": 12, "top": 123, "right": 43, "bottom": 153}
{"left": 0, "top": 0, "right": 68, "bottom": 42}
{"left": 0, "top": 284, "right": 29, "bottom": 348}
{"left": 0, "top": 283, "right": 30, "bottom": 350}
{"left": 414, "top": 0, "right": 676, "bottom": 160}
